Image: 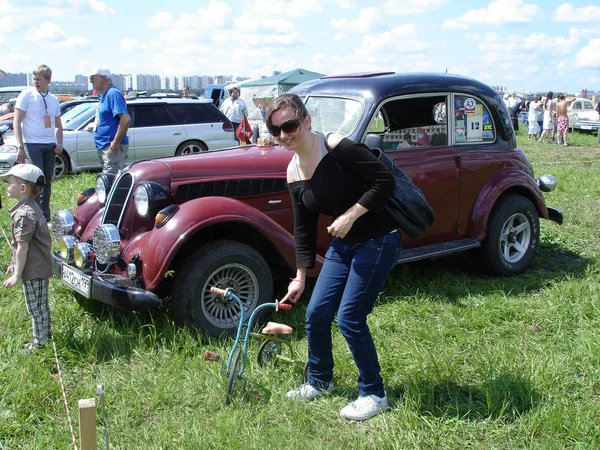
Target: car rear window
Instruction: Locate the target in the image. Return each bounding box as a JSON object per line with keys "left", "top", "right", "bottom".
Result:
{"left": 168, "top": 104, "right": 226, "bottom": 125}
{"left": 453, "top": 95, "right": 495, "bottom": 144}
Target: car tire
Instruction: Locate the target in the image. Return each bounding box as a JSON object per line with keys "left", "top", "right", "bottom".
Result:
{"left": 479, "top": 195, "right": 539, "bottom": 275}
{"left": 171, "top": 239, "right": 273, "bottom": 337}
{"left": 54, "top": 152, "right": 69, "bottom": 179}
{"left": 175, "top": 140, "right": 208, "bottom": 155}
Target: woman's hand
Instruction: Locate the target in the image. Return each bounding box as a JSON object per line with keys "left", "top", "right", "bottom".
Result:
{"left": 280, "top": 279, "right": 305, "bottom": 305}
{"left": 327, "top": 213, "right": 355, "bottom": 239}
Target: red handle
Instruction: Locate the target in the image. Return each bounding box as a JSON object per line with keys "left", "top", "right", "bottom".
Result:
{"left": 277, "top": 302, "right": 293, "bottom": 310}
{"left": 210, "top": 287, "right": 227, "bottom": 296}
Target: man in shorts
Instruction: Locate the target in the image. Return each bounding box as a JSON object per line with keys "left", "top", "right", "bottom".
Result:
{"left": 555, "top": 93, "right": 576, "bottom": 147}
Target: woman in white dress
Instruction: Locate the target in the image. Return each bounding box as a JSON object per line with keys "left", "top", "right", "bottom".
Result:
{"left": 528, "top": 95, "right": 542, "bottom": 140}
{"left": 538, "top": 91, "right": 554, "bottom": 143}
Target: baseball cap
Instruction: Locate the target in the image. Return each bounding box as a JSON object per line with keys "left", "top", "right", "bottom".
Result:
{"left": 0, "top": 164, "right": 45, "bottom": 186}
{"left": 89, "top": 66, "right": 111, "bottom": 78}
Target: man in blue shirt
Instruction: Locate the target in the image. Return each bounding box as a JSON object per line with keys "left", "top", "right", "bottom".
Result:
{"left": 89, "top": 66, "right": 131, "bottom": 173}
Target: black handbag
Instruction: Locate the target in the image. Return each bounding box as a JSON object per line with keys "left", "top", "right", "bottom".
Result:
{"left": 326, "top": 135, "right": 435, "bottom": 240}
{"left": 368, "top": 147, "right": 435, "bottom": 240}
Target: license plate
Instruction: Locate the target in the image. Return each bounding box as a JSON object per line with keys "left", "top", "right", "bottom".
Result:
{"left": 581, "top": 125, "right": 592, "bottom": 130}
{"left": 61, "top": 264, "right": 92, "bottom": 298}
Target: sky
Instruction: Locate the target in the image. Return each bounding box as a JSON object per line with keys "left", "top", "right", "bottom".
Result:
{"left": 1, "top": 0, "right": 600, "bottom": 94}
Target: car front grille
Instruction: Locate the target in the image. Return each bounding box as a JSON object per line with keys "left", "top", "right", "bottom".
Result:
{"left": 175, "top": 178, "right": 288, "bottom": 201}
{"left": 102, "top": 173, "right": 134, "bottom": 227}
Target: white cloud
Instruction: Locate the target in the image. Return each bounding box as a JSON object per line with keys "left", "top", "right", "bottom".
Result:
{"left": 331, "top": 8, "right": 382, "bottom": 33}
{"left": 360, "top": 24, "right": 432, "bottom": 54}
{"left": 575, "top": 38, "right": 600, "bottom": 67}
{"left": 384, "top": 0, "right": 450, "bottom": 15}
{"left": 146, "top": 11, "right": 174, "bottom": 28}
{"left": 24, "top": 22, "right": 91, "bottom": 51}
{"left": 334, "top": 33, "right": 347, "bottom": 40}
{"left": 441, "top": 0, "right": 539, "bottom": 31}
{"left": 87, "top": 0, "right": 115, "bottom": 15}
{"left": 119, "top": 38, "right": 147, "bottom": 54}
{"left": 554, "top": 3, "right": 600, "bottom": 22}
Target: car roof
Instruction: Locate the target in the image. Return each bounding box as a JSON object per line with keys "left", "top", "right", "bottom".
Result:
{"left": 291, "top": 72, "right": 500, "bottom": 103}
{"left": 126, "top": 97, "right": 213, "bottom": 104}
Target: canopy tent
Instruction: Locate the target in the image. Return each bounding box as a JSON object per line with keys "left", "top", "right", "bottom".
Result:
{"left": 234, "top": 68, "right": 325, "bottom": 121}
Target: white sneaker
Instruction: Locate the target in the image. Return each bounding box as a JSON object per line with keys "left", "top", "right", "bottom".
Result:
{"left": 340, "top": 393, "right": 389, "bottom": 421}
{"left": 286, "top": 383, "right": 332, "bottom": 401}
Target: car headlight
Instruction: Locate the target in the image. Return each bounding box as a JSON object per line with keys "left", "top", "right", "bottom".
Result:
{"left": 133, "top": 181, "right": 170, "bottom": 218}
{"left": 0, "top": 145, "right": 18, "bottom": 153}
{"left": 93, "top": 224, "right": 120, "bottom": 265}
{"left": 95, "top": 173, "right": 116, "bottom": 205}
{"left": 133, "top": 184, "right": 150, "bottom": 217}
{"left": 52, "top": 210, "right": 75, "bottom": 244}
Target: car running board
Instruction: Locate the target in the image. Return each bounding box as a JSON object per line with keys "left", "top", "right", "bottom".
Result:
{"left": 398, "top": 239, "right": 481, "bottom": 264}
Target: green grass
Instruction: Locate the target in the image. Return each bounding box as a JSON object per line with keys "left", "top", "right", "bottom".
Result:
{"left": 0, "top": 128, "right": 599, "bottom": 449}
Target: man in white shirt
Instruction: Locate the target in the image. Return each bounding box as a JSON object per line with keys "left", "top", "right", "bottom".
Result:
{"left": 13, "top": 64, "right": 64, "bottom": 221}
{"left": 220, "top": 87, "right": 248, "bottom": 142}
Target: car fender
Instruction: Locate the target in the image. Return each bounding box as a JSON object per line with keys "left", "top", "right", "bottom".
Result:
{"left": 122, "top": 196, "right": 300, "bottom": 290}
{"left": 469, "top": 168, "right": 548, "bottom": 240}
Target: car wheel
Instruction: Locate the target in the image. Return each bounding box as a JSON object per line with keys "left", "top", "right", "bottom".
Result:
{"left": 171, "top": 239, "right": 273, "bottom": 337}
{"left": 54, "top": 152, "right": 69, "bottom": 179}
{"left": 479, "top": 195, "right": 539, "bottom": 275}
{"left": 175, "top": 140, "right": 208, "bottom": 155}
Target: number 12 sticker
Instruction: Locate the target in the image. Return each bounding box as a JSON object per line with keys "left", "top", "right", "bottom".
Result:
{"left": 467, "top": 105, "right": 483, "bottom": 141}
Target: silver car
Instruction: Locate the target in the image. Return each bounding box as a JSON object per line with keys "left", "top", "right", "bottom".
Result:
{"left": 0, "top": 97, "right": 238, "bottom": 179}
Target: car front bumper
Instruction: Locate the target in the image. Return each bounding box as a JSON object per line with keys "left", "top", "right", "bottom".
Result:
{"left": 52, "top": 252, "right": 161, "bottom": 310}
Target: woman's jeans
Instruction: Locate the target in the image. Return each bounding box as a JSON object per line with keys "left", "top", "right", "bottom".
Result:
{"left": 306, "top": 230, "right": 402, "bottom": 397}
{"left": 25, "top": 143, "right": 55, "bottom": 221}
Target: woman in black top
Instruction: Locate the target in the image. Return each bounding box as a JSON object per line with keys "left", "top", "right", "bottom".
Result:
{"left": 267, "top": 94, "right": 402, "bottom": 421}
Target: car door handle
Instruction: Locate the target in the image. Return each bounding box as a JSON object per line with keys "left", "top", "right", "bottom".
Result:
{"left": 173, "top": 132, "right": 182, "bottom": 136}
{"left": 268, "top": 200, "right": 282, "bottom": 204}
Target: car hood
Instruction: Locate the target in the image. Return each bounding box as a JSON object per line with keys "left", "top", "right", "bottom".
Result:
{"left": 129, "top": 144, "right": 294, "bottom": 184}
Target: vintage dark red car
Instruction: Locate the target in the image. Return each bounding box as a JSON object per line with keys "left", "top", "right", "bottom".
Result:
{"left": 51, "top": 72, "right": 562, "bottom": 336}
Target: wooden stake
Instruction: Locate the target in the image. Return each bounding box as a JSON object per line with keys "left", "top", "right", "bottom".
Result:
{"left": 78, "top": 398, "right": 97, "bottom": 450}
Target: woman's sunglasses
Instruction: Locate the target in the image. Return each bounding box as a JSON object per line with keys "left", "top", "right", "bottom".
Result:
{"left": 267, "top": 119, "right": 300, "bottom": 137}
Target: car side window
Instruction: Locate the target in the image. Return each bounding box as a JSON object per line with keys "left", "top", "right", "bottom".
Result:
{"left": 367, "top": 95, "right": 448, "bottom": 150}
{"left": 169, "top": 104, "right": 223, "bottom": 125}
{"left": 453, "top": 95, "right": 495, "bottom": 144}
{"left": 131, "top": 105, "right": 176, "bottom": 128}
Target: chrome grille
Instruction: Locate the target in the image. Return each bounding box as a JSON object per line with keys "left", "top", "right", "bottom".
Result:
{"left": 102, "top": 173, "right": 133, "bottom": 227}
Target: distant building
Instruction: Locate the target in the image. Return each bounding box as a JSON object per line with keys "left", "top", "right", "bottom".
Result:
{"left": 0, "top": 72, "right": 28, "bottom": 87}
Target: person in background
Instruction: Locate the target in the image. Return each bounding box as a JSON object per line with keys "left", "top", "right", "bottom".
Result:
{"left": 0, "top": 102, "right": 14, "bottom": 115}
{"left": 510, "top": 98, "right": 525, "bottom": 132}
{"left": 538, "top": 92, "right": 555, "bottom": 143}
{"left": 182, "top": 85, "right": 190, "bottom": 98}
{"left": 1, "top": 164, "right": 53, "bottom": 352}
{"left": 220, "top": 87, "right": 248, "bottom": 142}
{"left": 527, "top": 95, "right": 542, "bottom": 140}
{"left": 267, "top": 94, "right": 402, "bottom": 421}
{"left": 89, "top": 66, "right": 131, "bottom": 174}
{"left": 555, "top": 93, "right": 576, "bottom": 146}
{"left": 13, "top": 64, "right": 64, "bottom": 222}
{"left": 596, "top": 100, "right": 600, "bottom": 146}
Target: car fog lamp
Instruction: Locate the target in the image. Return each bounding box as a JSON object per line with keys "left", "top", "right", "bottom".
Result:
{"left": 93, "top": 224, "right": 121, "bottom": 265}
{"left": 52, "top": 210, "right": 74, "bottom": 244}
{"left": 133, "top": 185, "right": 150, "bottom": 217}
{"left": 59, "top": 235, "right": 77, "bottom": 261}
{"left": 126, "top": 263, "right": 137, "bottom": 279}
{"left": 74, "top": 243, "right": 93, "bottom": 269}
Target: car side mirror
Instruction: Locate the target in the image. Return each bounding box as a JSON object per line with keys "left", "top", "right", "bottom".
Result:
{"left": 85, "top": 124, "right": 94, "bottom": 132}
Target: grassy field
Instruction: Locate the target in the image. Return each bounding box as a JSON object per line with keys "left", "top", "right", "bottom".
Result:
{"left": 0, "top": 129, "right": 599, "bottom": 449}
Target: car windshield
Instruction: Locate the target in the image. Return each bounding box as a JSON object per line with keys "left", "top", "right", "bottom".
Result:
{"left": 64, "top": 107, "right": 95, "bottom": 131}
{"left": 61, "top": 103, "right": 95, "bottom": 124}
{"left": 303, "top": 96, "right": 363, "bottom": 136}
